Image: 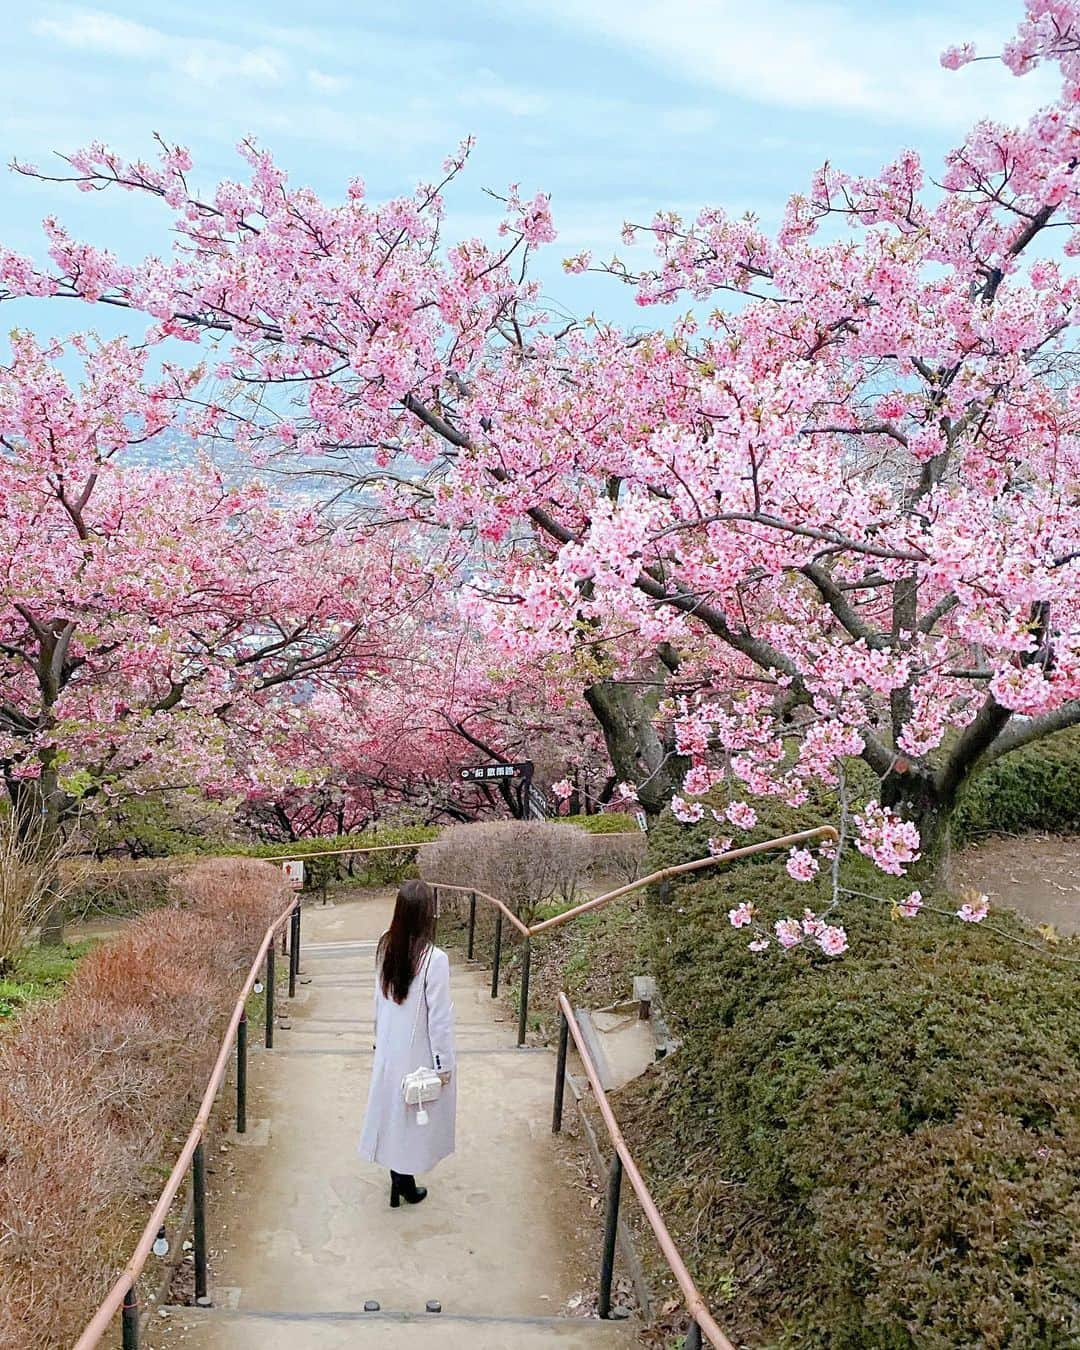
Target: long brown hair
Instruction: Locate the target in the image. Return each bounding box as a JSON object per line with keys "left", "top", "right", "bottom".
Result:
{"left": 378, "top": 879, "right": 436, "bottom": 1004}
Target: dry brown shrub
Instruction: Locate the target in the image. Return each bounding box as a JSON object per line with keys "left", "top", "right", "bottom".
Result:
{"left": 581, "top": 832, "right": 647, "bottom": 887}
{"left": 420, "top": 820, "right": 594, "bottom": 924}
{"left": 422, "top": 822, "right": 647, "bottom": 924}
{"left": 0, "top": 811, "right": 80, "bottom": 971}
{"left": 0, "top": 856, "right": 288, "bottom": 1349}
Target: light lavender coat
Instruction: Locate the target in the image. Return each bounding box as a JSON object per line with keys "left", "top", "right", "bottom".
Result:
{"left": 358, "top": 944, "right": 457, "bottom": 1175}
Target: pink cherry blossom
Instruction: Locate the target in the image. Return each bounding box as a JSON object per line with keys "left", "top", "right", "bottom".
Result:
{"left": 774, "top": 918, "right": 804, "bottom": 949}
{"left": 800, "top": 909, "right": 825, "bottom": 937}
{"left": 728, "top": 902, "right": 754, "bottom": 928}
{"left": 941, "top": 42, "right": 977, "bottom": 69}
{"left": 671, "top": 795, "right": 705, "bottom": 824}
{"left": 957, "top": 895, "right": 990, "bottom": 923}
{"left": 898, "top": 890, "right": 924, "bottom": 918}
{"left": 854, "top": 803, "right": 922, "bottom": 876}
{"left": 727, "top": 801, "right": 758, "bottom": 830}
{"left": 816, "top": 925, "right": 849, "bottom": 956}
{"left": 2, "top": 0, "right": 1078, "bottom": 956}
{"left": 786, "top": 848, "right": 820, "bottom": 882}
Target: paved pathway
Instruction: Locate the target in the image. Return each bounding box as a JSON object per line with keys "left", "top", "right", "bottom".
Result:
{"left": 158, "top": 892, "right": 636, "bottom": 1350}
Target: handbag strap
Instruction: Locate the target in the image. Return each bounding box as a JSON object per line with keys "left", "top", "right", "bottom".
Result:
{"left": 407, "top": 944, "right": 433, "bottom": 1051}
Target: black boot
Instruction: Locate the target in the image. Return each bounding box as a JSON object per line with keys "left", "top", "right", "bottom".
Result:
{"left": 389, "top": 1170, "right": 427, "bottom": 1208}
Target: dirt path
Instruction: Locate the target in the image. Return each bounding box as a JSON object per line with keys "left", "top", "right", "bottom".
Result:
{"left": 157, "top": 891, "right": 635, "bottom": 1350}
{"left": 954, "top": 833, "right": 1080, "bottom": 935}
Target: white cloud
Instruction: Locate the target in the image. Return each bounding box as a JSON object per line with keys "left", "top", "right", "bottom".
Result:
{"left": 33, "top": 8, "right": 286, "bottom": 87}
{"left": 308, "top": 68, "right": 349, "bottom": 95}
{"left": 178, "top": 46, "right": 285, "bottom": 87}
{"left": 462, "top": 70, "right": 548, "bottom": 118}
{"left": 506, "top": 0, "right": 1057, "bottom": 129}
{"left": 34, "top": 11, "right": 163, "bottom": 57}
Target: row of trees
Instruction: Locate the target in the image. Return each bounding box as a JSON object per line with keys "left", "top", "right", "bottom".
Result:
{"left": 0, "top": 335, "right": 611, "bottom": 929}
{"left": 1, "top": 0, "right": 1078, "bottom": 928}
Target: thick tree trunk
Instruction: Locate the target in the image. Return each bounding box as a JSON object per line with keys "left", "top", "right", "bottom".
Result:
{"left": 584, "top": 653, "right": 686, "bottom": 818}
{"left": 879, "top": 766, "right": 954, "bottom": 885}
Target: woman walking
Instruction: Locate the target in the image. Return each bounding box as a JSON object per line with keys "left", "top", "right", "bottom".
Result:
{"left": 359, "top": 879, "right": 457, "bottom": 1207}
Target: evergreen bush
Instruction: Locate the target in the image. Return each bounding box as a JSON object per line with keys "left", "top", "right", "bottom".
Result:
{"left": 624, "top": 801, "right": 1080, "bottom": 1348}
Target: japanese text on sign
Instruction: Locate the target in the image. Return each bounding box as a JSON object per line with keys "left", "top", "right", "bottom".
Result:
{"left": 458, "top": 761, "right": 533, "bottom": 783}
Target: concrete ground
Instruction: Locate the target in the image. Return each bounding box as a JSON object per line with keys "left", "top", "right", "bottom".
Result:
{"left": 156, "top": 892, "right": 636, "bottom": 1350}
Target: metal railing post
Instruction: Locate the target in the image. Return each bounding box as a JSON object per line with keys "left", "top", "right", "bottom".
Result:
{"left": 236, "top": 1010, "right": 247, "bottom": 1134}
{"left": 685, "top": 1320, "right": 703, "bottom": 1349}
{"left": 121, "top": 1285, "right": 139, "bottom": 1350}
{"left": 288, "top": 905, "right": 298, "bottom": 998}
{"left": 466, "top": 891, "right": 477, "bottom": 960}
{"left": 517, "top": 937, "right": 532, "bottom": 1047}
{"left": 598, "top": 1153, "right": 624, "bottom": 1318}
{"left": 193, "top": 1140, "right": 209, "bottom": 1305}
{"left": 265, "top": 943, "right": 275, "bottom": 1049}
{"left": 552, "top": 1010, "right": 569, "bottom": 1133}
{"left": 432, "top": 885, "right": 439, "bottom": 943}
{"left": 490, "top": 911, "right": 503, "bottom": 998}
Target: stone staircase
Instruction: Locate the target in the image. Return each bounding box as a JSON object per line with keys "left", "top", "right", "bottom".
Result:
{"left": 153, "top": 893, "right": 639, "bottom": 1350}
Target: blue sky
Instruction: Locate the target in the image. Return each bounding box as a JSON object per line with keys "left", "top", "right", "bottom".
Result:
{"left": 0, "top": 0, "right": 1058, "bottom": 344}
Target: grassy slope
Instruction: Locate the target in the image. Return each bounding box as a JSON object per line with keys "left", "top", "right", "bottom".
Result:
{"left": 0, "top": 941, "right": 94, "bottom": 1020}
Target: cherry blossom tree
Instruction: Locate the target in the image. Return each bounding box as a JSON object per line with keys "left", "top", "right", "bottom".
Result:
{"left": 254, "top": 625, "right": 609, "bottom": 835}
{"left": 476, "top": 3, "right": 1080, "bottom": 869}
{"left": 4, "top": 0, "right": 1079, "bottom": 883}
{"left": 0, "top": 333, "right": 439, "bottom": 936}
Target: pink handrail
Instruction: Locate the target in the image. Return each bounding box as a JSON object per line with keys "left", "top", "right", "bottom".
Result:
{"left": 427, "top": 879, "right": 532, "bottom": 938}
{"left": 559, "top": 992, "right": 735, "bottom": 1350}
{"left": 529, "top": 825, "right": 838, "bottom": 935}
{"left": 73, "top": 892, "right": 296, "bottom": 1350}
{"left": 270, "top": 825, "right": 840, "bottom": 942}
{"left": 75, "top": 825, "right": 839, "bottom": 1344}
{"left": 269, "top": 840, "right": 434, "bottom": 862}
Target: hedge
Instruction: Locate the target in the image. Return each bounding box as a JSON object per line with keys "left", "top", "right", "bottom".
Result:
{"left": 620, "top": 802, "right": 1080, "bottom": 1349}
{"left": 955, "top": 728, "right": 1080, "bottom": 842}
{"left": 236, "top": 826, "right": 439, "bottom": 889}
{"left": 0, "top": 859, "right": 287, "bottom": 1349}
{"left": 63, "top": 856, "right": 192, "bottom": 921}
{"left": 0, "top": 941, "right": 91, "bottom": 1020}
{"left": 559, "top": 812, "right": 641, "bottom": 834}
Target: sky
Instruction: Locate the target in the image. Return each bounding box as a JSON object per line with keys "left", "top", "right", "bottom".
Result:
{"left": 0, "top": 0, "right": 1059, "bottom": 346}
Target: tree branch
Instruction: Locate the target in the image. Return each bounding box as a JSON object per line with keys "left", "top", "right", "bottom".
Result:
{"left": 972, "top": 699, "right": 1080, "bottom": 771}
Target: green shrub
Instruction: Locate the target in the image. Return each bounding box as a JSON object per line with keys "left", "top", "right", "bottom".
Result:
{"left": 624, "top": 816, "right": 1080, "bottom": 1349}
{"left": 956, "top": 729, "right": 1080, "bottom": 842}
{"left": 63, "top": 858, "right": 184, "bottom": 921}
{"left": 236, "top": 826, "right": 439, "bottom": 889}
{"left": 643, "top": 772, "right": 863, "bottom": 881}
{"left": 560, "top": 812, "right": 641, "bottom": 834}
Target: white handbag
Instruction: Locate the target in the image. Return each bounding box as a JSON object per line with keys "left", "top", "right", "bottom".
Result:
{"left": 400, "top": 947, "right": 442, "bottom": 1126}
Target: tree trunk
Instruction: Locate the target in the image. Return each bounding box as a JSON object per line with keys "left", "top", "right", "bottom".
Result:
{"left": 584, "top": 655, "right": 686, "bottom": 818}
{"left": 879, "top": 766, "right": 954, "bottom": 886}
{"left": 34, "top": 762, "right": 66, "bottom": 947}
